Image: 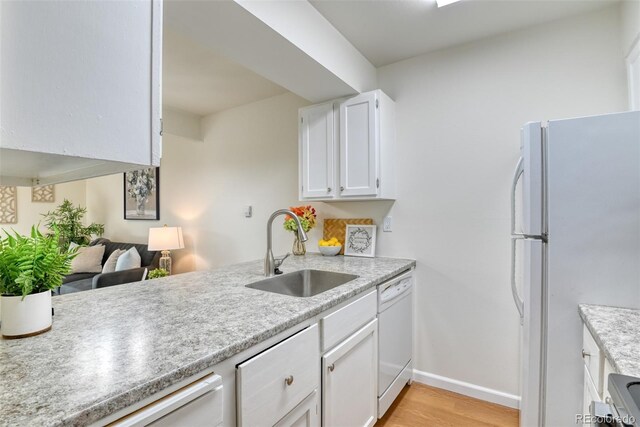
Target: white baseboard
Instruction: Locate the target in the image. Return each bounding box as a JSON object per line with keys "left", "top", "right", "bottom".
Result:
{"left": 412, "top": 369, "right": 521, "bottom": 410}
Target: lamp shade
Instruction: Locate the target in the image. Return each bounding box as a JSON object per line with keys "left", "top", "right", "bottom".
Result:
{"left": 148, "top": 226, "right": 184, "bottom": 251}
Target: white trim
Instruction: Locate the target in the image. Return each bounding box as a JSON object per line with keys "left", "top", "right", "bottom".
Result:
{"left": 412, "top": 369, "right": 521, "bottom": 410}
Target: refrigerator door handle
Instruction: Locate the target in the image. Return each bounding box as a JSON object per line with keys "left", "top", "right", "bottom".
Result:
{"left": 511, "top": 156, "right": 525, "bottom": 237}
{"left": 511, "top": 236, "right": 525, "bottom": 322}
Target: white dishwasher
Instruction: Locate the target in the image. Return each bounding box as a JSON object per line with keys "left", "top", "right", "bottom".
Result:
{"left": 377, "top": 269, "right": 413, "bottom": 418}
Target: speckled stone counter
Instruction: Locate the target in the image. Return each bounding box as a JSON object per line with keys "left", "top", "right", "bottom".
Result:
{"left": 0, "top": 254, "right": 414, "bottom": 427}
{"left": 579, "top": 304, "right": 640, "bottom": 377}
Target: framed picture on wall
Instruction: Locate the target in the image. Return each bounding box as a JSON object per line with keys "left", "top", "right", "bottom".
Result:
{"left": 124, "top": 167, "right": 160, "bottom": 220}
{"left": 344, "top": 224, "right": 376, "bottom": 258}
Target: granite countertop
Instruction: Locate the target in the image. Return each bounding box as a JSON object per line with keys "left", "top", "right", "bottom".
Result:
{"left": 0, "top": 254, "right": 415, "bottom": 427}
{"left": 579, "top": 304, "right": 640, "bottom": 377}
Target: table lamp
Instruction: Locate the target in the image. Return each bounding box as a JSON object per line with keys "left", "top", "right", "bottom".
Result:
{"left": 148, "top": 225, "right": 184, "bottom": 275}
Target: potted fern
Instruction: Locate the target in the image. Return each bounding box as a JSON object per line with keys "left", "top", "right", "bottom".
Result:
{"left": 0, "top": 226, "right": 74, "bottom": 338}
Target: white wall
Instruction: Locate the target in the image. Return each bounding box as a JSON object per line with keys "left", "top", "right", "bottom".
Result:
{"left": 2, "top": 181, "right": 86, "bottom": 236}
{"left": 86, "top": 93, "right": 309, "bottom": 273}
{"left": 309, "top": 6, "right": 627, "bottom": 398}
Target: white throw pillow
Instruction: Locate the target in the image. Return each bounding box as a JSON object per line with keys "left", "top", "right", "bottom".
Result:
{"left": 115, "top": 247, "right": 142, "bottom": 272}
{"left": 101, "top": 249, "right": 127, "bottom": 274}
{"left": 70, "top": 245, "right": 105, "bottom": 274}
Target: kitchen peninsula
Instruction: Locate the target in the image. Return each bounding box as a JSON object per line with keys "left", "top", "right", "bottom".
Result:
{"left": 0, "top": 254, "right": 415, "bottom": 426}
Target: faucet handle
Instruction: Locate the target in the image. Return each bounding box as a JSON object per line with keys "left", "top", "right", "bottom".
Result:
{"left": 274, "top": 253, "right": 290, "bottom": 268}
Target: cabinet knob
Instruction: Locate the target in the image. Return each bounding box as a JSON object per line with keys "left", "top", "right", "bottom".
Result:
{"left": 327, "top": 187, "right": 331, "bottom": 193}
{"left": 582, "top": 349, "right": 591, "bottom": 359}
{"left": 328, "top": 363, "right": 335, "bottom": 372}
{"left": 284, "top": 375, "right": 294, "bottom": 386}
{"left": 340, "top": 186, "right": 344, "bottom": 192}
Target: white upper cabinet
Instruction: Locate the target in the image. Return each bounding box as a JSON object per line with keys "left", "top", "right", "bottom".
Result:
{"left": 0, "top": 0, "right": 162, "bottom": 186}
{"left": 340, "top": 92, "right": 378, "bottom": 197}
{"left": 299, "top": 102, "right": 336, "bottom": 199}
{"left": 298, "top": 90, "right": 396, "bottom": 201}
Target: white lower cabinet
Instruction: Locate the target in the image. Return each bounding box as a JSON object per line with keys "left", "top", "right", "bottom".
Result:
{"left": 98, "top": 285, "right": 404, "bottom": 427}
{"left": 274, "top": 390, "right": 320, "bottom": 427}
{"left": 582, "top": 325, "right": 604, "bottom": 419}
{"left": 109, "top": 374, "right": 223, "bottom": 427}
{"left": 322, "top": 319, "right": 378, "bottom": 427}
{"left": 236, "top": 324, "right": 320, "bottom": 427}
{"left": 581, "top": 324, "right": 618, "bottom": 422}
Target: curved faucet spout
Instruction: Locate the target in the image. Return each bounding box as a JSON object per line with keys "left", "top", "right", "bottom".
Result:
{"left": 265, "top": 209, "right": 308, "bottom": 277}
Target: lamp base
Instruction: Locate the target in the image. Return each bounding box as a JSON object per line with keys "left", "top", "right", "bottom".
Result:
{"left": 159, "top": 250, "right": 172, "bottom": 275}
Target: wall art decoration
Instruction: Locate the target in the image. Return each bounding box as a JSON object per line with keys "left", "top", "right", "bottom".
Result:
{"left": 32, "top": 185, "right": 55, "bottom": 203}
{"left": 344, "top": 224, "right": 377, "bottom": 258}
{"left": 0, "top": 186, "right": 18, "bottom": 224}
{"left": 124, "top": 167, "right": 160, "bottom": 220}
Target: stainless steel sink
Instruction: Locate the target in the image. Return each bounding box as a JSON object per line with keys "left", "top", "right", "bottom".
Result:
{"left": 246, "top": 269, "right": 359, "bottom": 297}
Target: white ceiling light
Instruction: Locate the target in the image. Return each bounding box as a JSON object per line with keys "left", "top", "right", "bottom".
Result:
{"left": 436, "top": 0, "right": 462, "bottom": 7}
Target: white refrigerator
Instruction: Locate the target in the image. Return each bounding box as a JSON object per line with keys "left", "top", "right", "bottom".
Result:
{"left": 512, "top": 111, "right": 640, "bottom": 426}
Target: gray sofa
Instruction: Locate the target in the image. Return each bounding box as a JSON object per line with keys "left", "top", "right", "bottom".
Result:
{"left": 58, "top": 238, "right": 160, "bottom": 295}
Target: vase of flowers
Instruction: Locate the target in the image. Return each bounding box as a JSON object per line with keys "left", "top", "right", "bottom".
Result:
{"left": 126, "top": 168, "right": 156, "bottom": 216}
{"left": 284, "top": 206, "right": 317, "bottom": 256}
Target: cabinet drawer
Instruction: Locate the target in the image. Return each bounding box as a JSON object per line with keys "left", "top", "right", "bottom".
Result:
{"left": 111, "top": 374, "right": 223, "bottom": 427}
{"left": 237, "top": 324, "right": 320, "bottom": 427}
{"left": 582, "top": 326, "right": 603, "bottom": 394}
{"left": 321, "top": 290, "right": 376, "bottom": 352}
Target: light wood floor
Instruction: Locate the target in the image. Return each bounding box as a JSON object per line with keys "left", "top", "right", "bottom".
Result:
{"left": 375, "top": 383, "right": 519, "bottom": 427}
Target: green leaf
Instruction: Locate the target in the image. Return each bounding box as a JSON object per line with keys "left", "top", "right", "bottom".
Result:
{"left": 0, "top": 225, "right": 75, "bottom": 296}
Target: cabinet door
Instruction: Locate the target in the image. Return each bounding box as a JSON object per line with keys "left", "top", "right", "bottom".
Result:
{"left": 300, "top": 103, "right": 335, "bottom": 199}
{"left": 339, "top": 92, "right": 378, "bottom": 197}
{"left": 602, "top": 357, "right": 614, "bottom": 402}
{"left": 583, "top": 364, "right": 601, "bottom": 425}
{"left": 275, "top": 390, "right": 320, "bottom": 427}
{"left": 0, "top": 0, "right": 162, "bottom": 166}
{"left": 322, "top": 319, "right": 377, "bottom": 427}
{"left": 237, "top": 325, "right": 320, "bottom": 427}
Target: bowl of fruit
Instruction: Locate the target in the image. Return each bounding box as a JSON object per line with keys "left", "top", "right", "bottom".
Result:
{"left": 318, "top": 237, "right": 342, "bottom": 256}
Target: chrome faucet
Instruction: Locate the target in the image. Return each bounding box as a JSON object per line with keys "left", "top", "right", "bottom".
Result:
{"left": 265, "top": 209, "right": 308, "bottom": 277}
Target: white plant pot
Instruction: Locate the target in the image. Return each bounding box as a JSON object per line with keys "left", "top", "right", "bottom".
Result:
{"left": 1, "top": 290, "right": 52, "bottom": 338}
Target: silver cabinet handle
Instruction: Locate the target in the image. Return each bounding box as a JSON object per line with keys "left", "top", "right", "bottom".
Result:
{"left": 340, "top": 186, "right": 344, "bottom": 192}
{"left": 284, "top": 375, "right": 294, "bottom": 386}
{"left": 327, "top": 187, "right": 331, "bottom": 193}
{"left": 582, "top": 349, "right": 591, "bottom": 359}
{"left": 328, "top": 363, "right": 335, "bottom": 372}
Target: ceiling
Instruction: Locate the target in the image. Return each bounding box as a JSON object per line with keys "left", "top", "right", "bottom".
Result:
{"left": 162, "top": 0, "right": 618, "bottom": 114}
{"left": 162, "top": 28, "right": 287, "bottom": 116}
{"left": 310, "top": 0, "right": 618, "bottom": 67}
